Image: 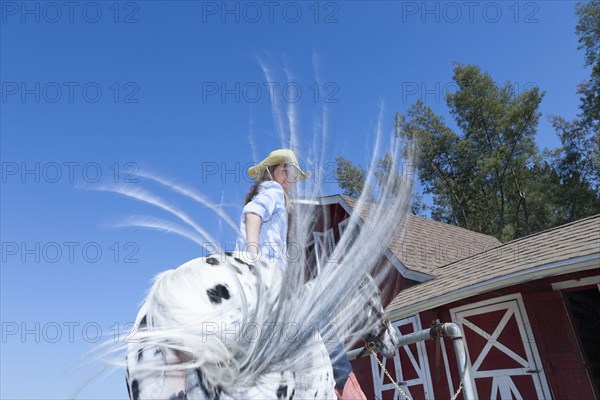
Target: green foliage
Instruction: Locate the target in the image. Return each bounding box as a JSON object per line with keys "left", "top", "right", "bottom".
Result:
{"left": 395, "top": 64, "right": 546, "bottom": 240}
{"left": 534, "top": 0, "right": 600, "bottom": 228}
{"left": 335, "top": 156, "right": 368, "bottom": 199}
{"left": 545, "top": 116, "right": 600, "bottom": 221}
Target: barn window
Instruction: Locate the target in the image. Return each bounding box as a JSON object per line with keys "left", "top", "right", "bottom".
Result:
{"left": 338, "top": 218, "right": 349, "bottom": 236}
{"left": 313, "top": 228, "right": 335, "bottom": 270}
{"left": 337, "top": 217, "right": 359, "bottom": 250}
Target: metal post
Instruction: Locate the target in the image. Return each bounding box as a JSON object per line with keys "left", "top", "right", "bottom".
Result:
{"left": 441, "top": 323, "right": 476, "bottom": 400}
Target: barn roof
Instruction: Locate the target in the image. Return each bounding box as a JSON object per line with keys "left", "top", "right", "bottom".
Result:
{"left": 386, "top": 214, "right": 600, "bottom": 319}
{"left": 340, "top": 196, "right": 502, "bottom": 275}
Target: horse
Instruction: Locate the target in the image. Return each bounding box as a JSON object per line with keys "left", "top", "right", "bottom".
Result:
{"left": 124, "top": 252, "right": 400, "bottom": 400}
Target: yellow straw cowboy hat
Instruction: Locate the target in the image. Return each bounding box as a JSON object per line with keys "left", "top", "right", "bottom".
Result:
{"left": 247, "top": 149, "right": 311, "bottom": 181}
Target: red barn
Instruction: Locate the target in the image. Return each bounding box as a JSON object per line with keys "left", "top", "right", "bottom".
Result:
{"left": 299, "top": 195, "right": 600, "bottom": 400}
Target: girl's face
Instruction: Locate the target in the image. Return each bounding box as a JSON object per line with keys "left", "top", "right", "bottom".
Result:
{"left": 273, "top": 163, "right": 298, "bottom": 192}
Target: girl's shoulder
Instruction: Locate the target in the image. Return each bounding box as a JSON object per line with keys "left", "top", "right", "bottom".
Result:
{"left": 257, "top": 181, "right": 285, "bottom": 204}
{"left": 259, "top": 181, "right": 284, "bottom": 192}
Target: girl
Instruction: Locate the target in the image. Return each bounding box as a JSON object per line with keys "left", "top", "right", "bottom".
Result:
{"left": 235, "top": 149, "right": 309, "bottom": 267}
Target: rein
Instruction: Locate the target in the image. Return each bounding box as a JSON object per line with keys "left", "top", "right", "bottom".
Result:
{"left": 359, "top": 320, "right": 466, "bottom": 400}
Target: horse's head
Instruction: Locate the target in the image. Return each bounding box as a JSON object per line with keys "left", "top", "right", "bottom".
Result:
{"left": 357, "top": 274, "right": 400, "bottom": 359}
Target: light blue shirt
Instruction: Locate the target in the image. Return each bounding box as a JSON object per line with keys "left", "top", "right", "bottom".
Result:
{"left": 235, "top": 181, "right": 288, "bottom": 268}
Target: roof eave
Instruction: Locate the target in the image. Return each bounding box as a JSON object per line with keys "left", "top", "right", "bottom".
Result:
{"left": 387, "top": 252, "right": 600, "bottom": 321}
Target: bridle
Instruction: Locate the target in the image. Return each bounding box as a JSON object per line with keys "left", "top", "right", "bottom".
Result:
{"left": 355, "top": 291, "right": 391, "bottom": 359}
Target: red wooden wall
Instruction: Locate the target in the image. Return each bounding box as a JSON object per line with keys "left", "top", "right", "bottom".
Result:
{"left": 351, "top": 269, "right": 599, "bottom": 400}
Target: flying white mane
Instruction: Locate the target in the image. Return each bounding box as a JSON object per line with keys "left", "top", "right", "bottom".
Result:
{"left": 80, "top": 67, "right": 416, "bottom": 397}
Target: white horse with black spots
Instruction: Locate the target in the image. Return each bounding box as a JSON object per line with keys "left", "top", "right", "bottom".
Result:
{"left": 125, "top": 252, "right": 400, "bottom": 400}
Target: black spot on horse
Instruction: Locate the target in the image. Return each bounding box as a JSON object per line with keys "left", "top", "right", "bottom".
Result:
{"left": 206, "top": 284, "right": 230, "bottom": 304}
{"left": 289, "top": 388, "right": 295, "bottom": 400}
{"left": 314, "top": 389, "right": 318, "bottom": 398}
{"left": 169, "top": 390, "right": 187, "bottom": 400}
{"left": 276, "top": 384, "right": 288, "bottom": 399}
{"left": 234, "top": 258, "right": 257, "bottom": 275}
{"left": 224, "top": 251, "right": 233, "bottom": 257}
{"left": 227, "top": 261, "right": 242, "bottom": 274}
{"left": 234, "top": 257, "right": 252, "bottom": 267}
{"left": 206, "top": 257, "right": 220, "bottom": 266}
{"left": 131, "top": 379, "right": 140, "bottom": 400}
{"left": 139, "top": 315, "right": 147, "bottom": 329}
{"left": 136, "top": 348, "right": 143, "bottom": 362}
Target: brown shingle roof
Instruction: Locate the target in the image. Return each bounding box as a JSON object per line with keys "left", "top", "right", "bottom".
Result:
{"left": 386, "top": 214, "right": 600, "bottom": 318}
{"left": 340, "top": 196, "right": 501, "bottom": 275}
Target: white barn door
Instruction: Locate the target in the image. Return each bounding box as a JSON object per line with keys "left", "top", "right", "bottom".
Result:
{"left": 450, "top": 294, "right": 552, "bottom": 399}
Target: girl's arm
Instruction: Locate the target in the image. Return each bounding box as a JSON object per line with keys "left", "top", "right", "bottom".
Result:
{"left": 245, "top": 212, "right": 262, "bottom": 255}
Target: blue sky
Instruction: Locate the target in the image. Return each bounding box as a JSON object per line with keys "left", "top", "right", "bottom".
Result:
{"left": 0, "top": 1, "right": 590, "bottom": 398}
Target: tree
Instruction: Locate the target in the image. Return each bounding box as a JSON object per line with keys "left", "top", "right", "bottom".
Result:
{"left": 575, "top": 0, "right": 600, "bottom": 128}
{"left": 335, "top": 156, "right": 368, "bottom": 199}
{"left": 395, "top": 64, "right": 546, "bottom": 240}
{"left": 336, "top": 62, "right": 599, "bottom": 241}
{"left": 544, "top": 116, "right": 600, "bottom": 222}
{"left": 539, "top": 0, "right": 600, "bottom": 224}
{"left": 550, "top": 0, "right": 600, "bottom": 190}
{"left": 336, "top": 1, "right": 600, "bottom": 238}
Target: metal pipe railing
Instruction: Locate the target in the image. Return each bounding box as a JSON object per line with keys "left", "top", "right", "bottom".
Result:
{"left": 349, "top": 322, "right": 476, "bottom": 400}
